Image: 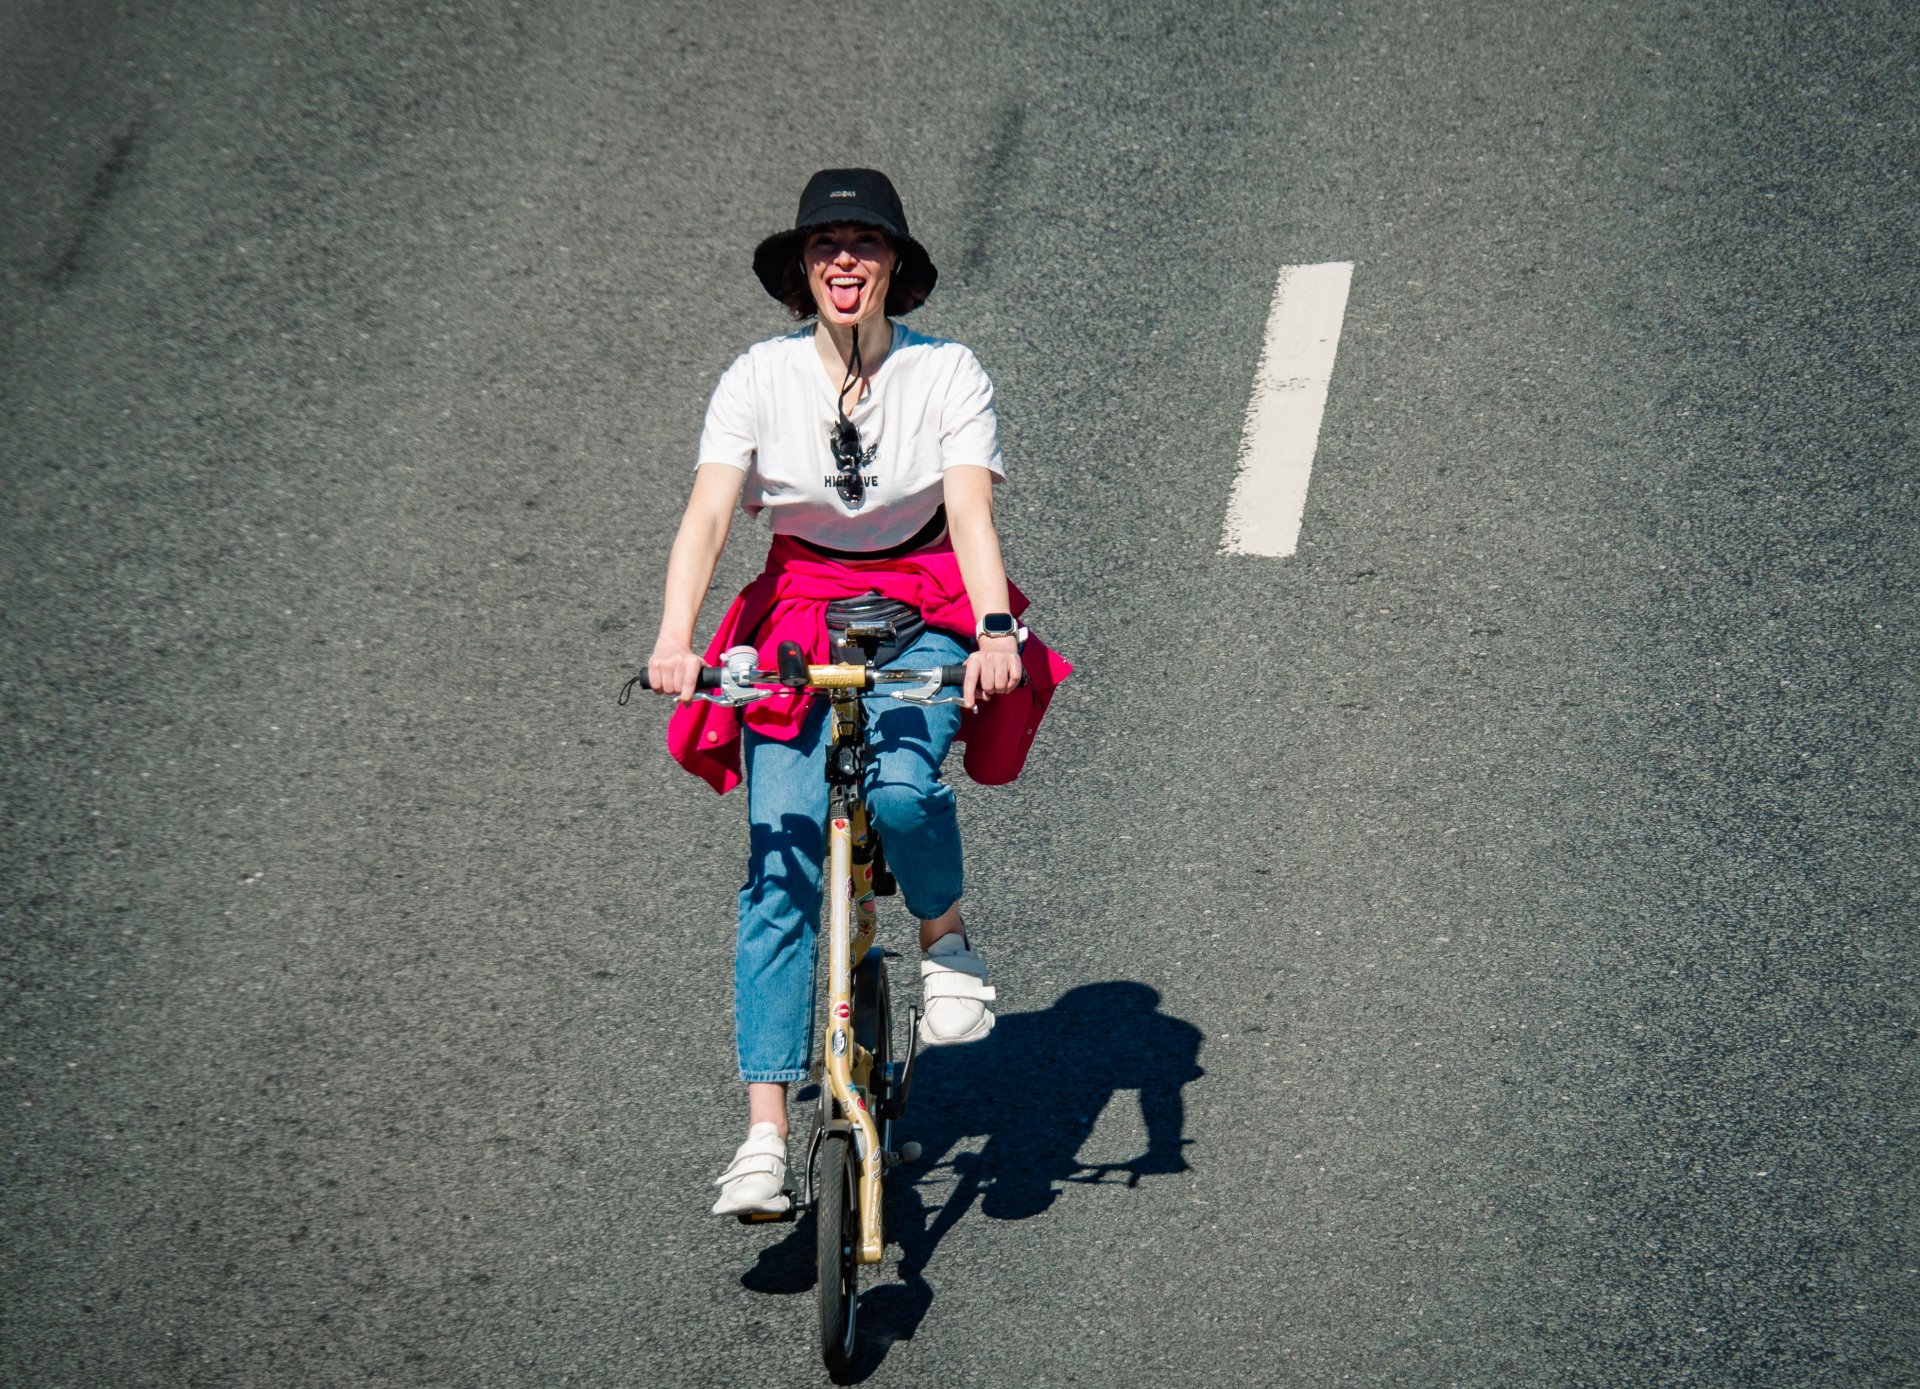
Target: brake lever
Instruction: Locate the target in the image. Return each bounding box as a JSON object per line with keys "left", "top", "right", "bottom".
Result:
{"left": 886, "top": 673, "right": 966, "bottom": 706}
{"left": 697, "top": 688, "right": 776, "bottom": 707}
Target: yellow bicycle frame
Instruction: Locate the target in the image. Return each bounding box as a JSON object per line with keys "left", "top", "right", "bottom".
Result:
{"left": 822, "top": 682, "right": 886, "bottom": 1264}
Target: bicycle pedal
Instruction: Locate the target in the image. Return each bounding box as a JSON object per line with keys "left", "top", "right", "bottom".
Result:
{"left": 735, "top": 1193, "right": 801, "bottom": 1225}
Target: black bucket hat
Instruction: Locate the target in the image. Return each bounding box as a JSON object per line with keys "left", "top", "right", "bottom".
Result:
{"left": 752, "top": 168, "right": 938, "bottom": 315}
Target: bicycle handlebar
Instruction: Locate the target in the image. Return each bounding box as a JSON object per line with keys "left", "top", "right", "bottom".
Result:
{"left": 619, "top": 657, "right": 971, "bottom": 704}
{"left": 628, "top": 665, "right": 971, "bottom": 692}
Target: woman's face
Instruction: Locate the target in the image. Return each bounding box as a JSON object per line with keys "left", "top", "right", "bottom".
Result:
{"left": 803, "top": 224, "right": 895, "bottom": 327}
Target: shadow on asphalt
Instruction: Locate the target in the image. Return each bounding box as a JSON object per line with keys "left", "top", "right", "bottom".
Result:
{"left": 739, "top": 981, "right": 1204, "bottom": 1381}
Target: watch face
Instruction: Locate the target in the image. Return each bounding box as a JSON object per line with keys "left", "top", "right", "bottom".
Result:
{"left": 982, "top": 614, "right": 1016, "bottom": 636}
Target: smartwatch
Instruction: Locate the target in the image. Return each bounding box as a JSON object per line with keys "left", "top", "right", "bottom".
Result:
{"left": 975, "top": 612, "right": 1027, "bottom": 643}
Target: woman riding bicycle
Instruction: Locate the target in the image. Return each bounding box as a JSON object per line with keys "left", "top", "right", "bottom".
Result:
{"left": 643, "top": 169, "right": 1067, "bottom": 1217}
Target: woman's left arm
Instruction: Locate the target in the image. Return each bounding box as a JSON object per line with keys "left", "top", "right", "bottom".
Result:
{"left": 944, "top": 464, "right": 1024, "bottom": 708}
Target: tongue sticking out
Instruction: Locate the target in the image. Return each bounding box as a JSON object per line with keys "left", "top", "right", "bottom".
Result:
{"left": 828, "top": 280, "right": 863, "bottom": 315}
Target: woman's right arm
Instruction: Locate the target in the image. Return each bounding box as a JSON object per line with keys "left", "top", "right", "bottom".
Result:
{"left": 647, "top": 463, "right": 747, "bottom": 700}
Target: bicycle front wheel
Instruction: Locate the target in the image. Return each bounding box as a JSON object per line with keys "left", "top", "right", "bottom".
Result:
{"left": 816, "top": 1131, "right": 859, "bottom": 1373}
{"left": 853, "top": 947, "right": 891, "bottom": 1110}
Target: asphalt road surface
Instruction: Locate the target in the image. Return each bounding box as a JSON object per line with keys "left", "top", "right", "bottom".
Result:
{"left": 4, "top": 1, "right": 1915, "bottom": 1385}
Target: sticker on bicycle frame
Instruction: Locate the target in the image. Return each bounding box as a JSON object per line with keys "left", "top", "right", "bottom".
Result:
{"left": 831, "top": 818, "right": 850, "bottom": 831}
{"left": 835, "top": 1003, "right": 850, "bottom": 1019}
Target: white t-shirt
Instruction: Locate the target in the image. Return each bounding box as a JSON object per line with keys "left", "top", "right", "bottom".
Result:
{"left": 696, "top": 323, "right": 1005, "bottom": 552}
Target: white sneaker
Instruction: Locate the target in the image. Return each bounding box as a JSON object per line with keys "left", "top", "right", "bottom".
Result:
{"left": 918, "top": 934, "right": 996, "bottom": 1046}
{"left": 711, "top": 1122, "right": 790, "bottom": 1216}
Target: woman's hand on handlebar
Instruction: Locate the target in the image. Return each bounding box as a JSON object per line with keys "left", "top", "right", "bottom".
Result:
{"left": 647, "top": 640, "right": 708, "bottom": 702}
{"left": 963, "top": 637, "right": 1022, "bottom": 709}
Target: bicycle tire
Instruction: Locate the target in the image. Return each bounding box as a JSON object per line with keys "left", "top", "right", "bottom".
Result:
{"left": 852, "top": 948, "right": 890, "bottom": 1108}
{"left": 816, "top": 1131, "right": 859, "bottom": 1373}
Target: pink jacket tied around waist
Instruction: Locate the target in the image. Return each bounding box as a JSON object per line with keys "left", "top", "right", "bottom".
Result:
{"left": 666, "top": 534, "right": 1073, "bottom": 794}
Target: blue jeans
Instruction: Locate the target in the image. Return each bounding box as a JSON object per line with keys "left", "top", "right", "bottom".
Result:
{"left": 735, "top": 628, "right": 968, "bottom": 1083}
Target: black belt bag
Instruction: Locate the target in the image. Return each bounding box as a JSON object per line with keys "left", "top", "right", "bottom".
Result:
{"left": 825, "top": 593, "right": 926, "bottom": 667}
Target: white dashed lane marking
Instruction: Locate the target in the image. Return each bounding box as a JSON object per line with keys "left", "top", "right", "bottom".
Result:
{"left": 1219, "top": 261, "right": 1354, "bottom": 557}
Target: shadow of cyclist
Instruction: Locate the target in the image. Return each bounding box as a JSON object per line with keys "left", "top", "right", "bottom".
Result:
{"left": 839, "top": 980, "right": 1204, "bottom": 1372}
{"left": 737, "top": 982, "right": 1203, "bottom": 1377}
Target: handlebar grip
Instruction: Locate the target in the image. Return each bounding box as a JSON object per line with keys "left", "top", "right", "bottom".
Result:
{"left": 634, "top": 667, "right": 725, "bottom": 691}
{"left": 937, "top": 665, "right": 969, "bottom": 688}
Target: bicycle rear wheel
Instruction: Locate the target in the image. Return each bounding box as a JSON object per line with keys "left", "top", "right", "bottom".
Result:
{"left": 816, "top": 1130, "right": 859, "bottom": 1373}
